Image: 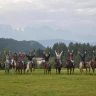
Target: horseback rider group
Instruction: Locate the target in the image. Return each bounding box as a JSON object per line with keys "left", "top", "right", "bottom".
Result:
{"left": 2, "top": 49, "right": 96, "bottom": 69}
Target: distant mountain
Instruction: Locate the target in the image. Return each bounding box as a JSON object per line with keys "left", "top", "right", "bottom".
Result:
{"left": 37, "top": 39, "right": 78, "bottom": 47}
{"left": 0, "top": 38, "right": 45, "bottom": 52}
{"left": 0, "top": 24, "right": 95, "bottom": 48}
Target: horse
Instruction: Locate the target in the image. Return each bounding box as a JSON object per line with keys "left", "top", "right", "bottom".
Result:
{"left": 79, "top": 61, "right": 84, "bottom": 74}
{"left": 10, "top": 58, "right": 16, "bottom": 69}
{"left": 25, "top": 61, "right": 35, "bottom": 73}
{"left": 41, "top": 61, "right": 51, "bottom": 74}
{"left": 11, "top": 58, "right": 23, "bottom": 74}
{"left": 79, "top": 61, "right": 91, "bottom": 74}
{"left": 5, "top": 59, "right": 10, "bottom": 73}
{"left": 15, "top": 60, "right": 23, "bottom": 74}
{"left": 85, "top": 61, "right": 91, "bottom": 74}
{"left": 89, "top": 60, "right": 96, "bottom": 75}
{"left": 55, "top": 59, "right": 62, "bottom": 74}
{"left": 66, "top": 59, "right": 75, "bottom": 74}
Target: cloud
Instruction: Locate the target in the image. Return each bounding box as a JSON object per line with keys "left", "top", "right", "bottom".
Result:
{"left": 0, "top": 0, "right": 96, "bottom": 42}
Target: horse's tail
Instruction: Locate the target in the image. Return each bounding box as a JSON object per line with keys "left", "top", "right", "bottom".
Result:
{"left": 79, "top": 62, "right": 84, "bottom": 69}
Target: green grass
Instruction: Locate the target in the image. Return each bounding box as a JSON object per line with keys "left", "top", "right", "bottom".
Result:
{"left": 0, "top": 68, "right": 96, "bottom": 96}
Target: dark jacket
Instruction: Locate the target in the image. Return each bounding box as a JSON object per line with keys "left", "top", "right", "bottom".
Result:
{"left": 79, "top": 53, "right": 86, "bottom": 62}
{"left": 26, "top": 55, "right": 35, "bottom": 61}
{"left": 93, "top": 53, "right": 96, "bottom": 61}
{"left": 44, "top": 54, "right": 50, "bottom": 62}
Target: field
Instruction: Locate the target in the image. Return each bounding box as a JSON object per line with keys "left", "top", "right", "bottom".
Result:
{"left": 0, "top": 68, "right": 96, "bottom": 96}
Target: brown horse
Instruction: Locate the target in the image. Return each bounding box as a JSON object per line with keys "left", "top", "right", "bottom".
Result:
{"left": 42, "top": 61, "right": 51, "bottom": 74}
{"left": 55, "top": 59, "right": 62, "bottom": 74}
{"left": 19, "top": 61, "right": 27, "bottom": 74}
{"left": 85, "top": 62, "right": 91, "bottom": 74}
{"left": 66, "top": 59, "right": 75, "bottom": 74}
{"left": 15, "top": 61, "right": 23, "bottom": 74}
{"left": 90, "top": 60, "right": 96, "bottom": 75}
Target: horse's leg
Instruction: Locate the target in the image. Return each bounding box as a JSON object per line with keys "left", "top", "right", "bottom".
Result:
{"left": 86, "top": 68, "right": 87, "bottom": 74}
{"left": 73, "top": 66, "right": 74, "bottom": 74}
{"left": 80, "top": 68, "right": 82, "bottom": 74}
{"left": 29, "top": 64, "right": 32, "bottom": 73}
{"left": 47, "top": 67, "right": 49, "bottom": 74}
{"left": 24, "top": 68, "right": 25, "bottom": 74}
{"left": 59, "top": 67, "right": 61, "bottom": 74}
{"left": 70, "top": 68, "right": 72, "bottom": 74}
{"left": 56, "top": 67, "right": 57, "bottom": 74}
{"left": 46, "top": 67, "right": 47, "bottom": 74}
{"left": 50, "top": 67, "right": 51, "bottom": 74}
{"left": 8, "top": 68, "right": 9, "bottom": 74}
{"left": 5, "top": 69, "right": 6, "bottom": 73}
{"left": 30, "top": 67, "right": 32, "bottom": 73}
{"left": 7, "top": 69, "right": 9, "bottom": 73}
{"left": 18, "top": 69, "right": 20, "bottom": 74}
{"left": 67, "top": 68, "right": 68, "bottom": 74}
{"left": 82, "top": 67, "right": 83, "bottom": 75}
{"left": 33, "top": 65, "right": 35, "bottom": 71}
{"left": 93, "top": 68, "right": 95, "bottom": 75}
{"left": 89, "top": 68, "right": 90, "bottom": 74}
{"left": 21, "top": 68, "right": 22, "bottom": 74}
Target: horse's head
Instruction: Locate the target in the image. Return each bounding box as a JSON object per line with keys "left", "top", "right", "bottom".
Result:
{"left": 55, "top": 59, "right": 59, "bottom": 65}
{"left": 66, "top": 59, "right": 70, "bottom": 63}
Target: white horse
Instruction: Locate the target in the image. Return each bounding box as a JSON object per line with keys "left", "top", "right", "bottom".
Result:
{"left": 11, "top": 58, "right": 16, "bottom": 68}
{"left": 5, "top": 59, "right": 10, "bottom": 73}
{"left": 79, "top": 62, "right": 84, "bottom": 74}
{"left": 79, "top": 61, "right": 91, "bottom": 74}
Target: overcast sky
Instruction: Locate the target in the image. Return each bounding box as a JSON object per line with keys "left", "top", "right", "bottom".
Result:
{"left": 0, "top": 0, "right": 96, "bottom": 42}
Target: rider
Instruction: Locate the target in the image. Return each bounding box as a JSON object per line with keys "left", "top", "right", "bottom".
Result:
{"left": 26, "top": 53, "right": 35, "bottom": 66}
{"left": 78, "top": 51, "right": 86, "bottom": 68}
{"left": 93, "top": 51, "right": 96, "bottom": 62}
{"left": 4, "top": 50, "right": 11, "bottom": 65}
{"left": 68, "top": 50, "right": 74, "bottom": 65}
{"left": 43, "top": 52, "right": 50, "bottom": 66}
{"left": 55, "top": 50, "right": 63, "bottom": 66}
{"left": 13, "top": 52, "right": 19, "bottom": 64}
{"left": 19, "top": 53, "right": 25, "bottom": 65}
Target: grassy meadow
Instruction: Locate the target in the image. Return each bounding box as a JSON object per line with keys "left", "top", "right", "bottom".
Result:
{"left": 0, "top": 68, "right": 96, "bottom": 96}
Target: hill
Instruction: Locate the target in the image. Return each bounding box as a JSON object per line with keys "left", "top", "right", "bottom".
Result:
{"left": 0, "top": 38, "right": 45, "bottom": 52}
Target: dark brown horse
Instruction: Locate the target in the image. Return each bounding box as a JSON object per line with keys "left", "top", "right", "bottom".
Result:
{"left": 55, "top": 59, "right": 62, "bottom": 74}
{"left": 42, "top": 61, "right": 51, "bottom": 74}
{"left": 66, "top": 59, "right": 75, "bottom": 74}
{"left": 11, "top": 59, "right": 26, "bottom": 74}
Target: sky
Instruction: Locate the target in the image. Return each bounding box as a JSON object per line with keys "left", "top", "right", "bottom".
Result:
{"left": 0, "top": 0, "right": 96, "bottom": 42}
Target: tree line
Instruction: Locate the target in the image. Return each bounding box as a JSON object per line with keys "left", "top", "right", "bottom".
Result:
{"left": 34, "top": 42, "right": 96, "bottom": 67}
